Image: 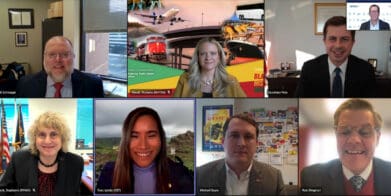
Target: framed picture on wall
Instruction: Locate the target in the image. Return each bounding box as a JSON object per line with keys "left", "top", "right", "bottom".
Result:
{"left": 76, "top": 139, "right": 85, "bottom": 149}
{"left": 202, "top": 105, "right": 233, "bottom": 151}
{"left": 314, "top": 3, "right": 346, "bottom": 35}
{"left": 8, "top": 8, "right": 34, "bottom": 29}
{"left": 15, "top": 32, "right": 28, "bottom": 47}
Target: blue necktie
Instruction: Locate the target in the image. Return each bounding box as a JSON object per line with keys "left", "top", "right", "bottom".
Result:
{"left": 332, "top": 67, "right": 342, "bottom": 97}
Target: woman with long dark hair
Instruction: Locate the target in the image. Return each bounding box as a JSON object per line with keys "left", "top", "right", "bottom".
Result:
{"left": 97, "top": 107, "right": 193, "bottom": 194}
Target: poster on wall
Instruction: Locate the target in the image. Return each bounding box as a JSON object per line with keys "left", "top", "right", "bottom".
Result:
{"left": 202, "top": 105, "right": 232, "bottom": 151}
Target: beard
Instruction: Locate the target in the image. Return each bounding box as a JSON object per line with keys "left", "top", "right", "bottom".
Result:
{"left": 44, "top": 63, "right": 73, "bottom": 83}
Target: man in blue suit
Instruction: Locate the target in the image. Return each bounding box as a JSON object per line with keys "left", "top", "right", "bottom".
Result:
{"left": 359, "top": 4, "right": 390, "bottom": 30}
{"left": 16, "top": 36, "right": 104, "bottom": 98}
{"left": 296, "top": 16, "right": 376, "bottom": 97}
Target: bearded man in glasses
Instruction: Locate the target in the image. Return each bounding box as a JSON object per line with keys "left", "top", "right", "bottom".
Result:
{"left": 301, "top": 99, "right": 391, "bottom": 195}
{"left": 16, "top": 36, "right": 104, "bottom": 98}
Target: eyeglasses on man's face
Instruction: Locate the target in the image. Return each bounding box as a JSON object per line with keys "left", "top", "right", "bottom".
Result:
{"left": 45, "top": 52, "right": 73, "bottom": 60}
{"left": 334, "top": 124, "right": 378, "bottom": 138}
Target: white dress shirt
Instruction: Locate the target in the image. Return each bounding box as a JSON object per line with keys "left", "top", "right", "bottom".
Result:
{"left": 45, "top": 76, "right": 72, "bottom": 97}
{"left": 225, "top": 161, "right": 253, "bottom": 195}
{"left": 328, "top": 58, "right": 347, "bottom": 97}
{"left": 370, "top": 21, "right": 380, "bottom": 30}
{"left": 342, "top": 159, "right": 373, "bottom": 181}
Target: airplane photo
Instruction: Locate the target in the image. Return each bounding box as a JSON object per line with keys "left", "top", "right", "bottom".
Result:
{"left": 134, "top": 8, "right": 187, "bottom": 25}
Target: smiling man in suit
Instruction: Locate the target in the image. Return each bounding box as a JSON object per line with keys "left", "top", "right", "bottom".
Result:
{"left": 301, "top": 99, "right": 391, "bottom": 195}
{"left": 197, "top": 113, "right": 286, "bottom": 195}
{"left": 16, "top": 36, "right": 104, "bottom": 98}
{"left": 359, "top": 4, "right": 390, "bottom": 31}
{"left": 295, "top": 16, "right": 376, "bottom": 98}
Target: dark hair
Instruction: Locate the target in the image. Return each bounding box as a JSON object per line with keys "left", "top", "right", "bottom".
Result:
{"left": 369, "top": 4, "right": 380, "bottom": 14}
{"left": 334, "top": 99, "right": 382, "bottom": 131}
{"left": 222, "top": 113, "right": 259, "bottom": 138}
{"left": 112, "top": 107, "right": 169, "bottom": 193}
{"left": 323, "top": 16, "right": 355, "bottom": 41}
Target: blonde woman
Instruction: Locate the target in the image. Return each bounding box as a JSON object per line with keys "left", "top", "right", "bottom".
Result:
{"left": 173, "top": 37, "right": 246, "bottom": 97}
{"left": 0, "top": 112, "right": 83, "bottom": 195}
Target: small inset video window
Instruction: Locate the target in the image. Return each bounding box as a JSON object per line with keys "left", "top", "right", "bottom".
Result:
{"left": 347, "top": 0, "right": 391, "bottom": 31}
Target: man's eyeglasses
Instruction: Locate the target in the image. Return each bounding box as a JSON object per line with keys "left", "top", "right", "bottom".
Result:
{"left": 45, "top": 52, "right": 72, "bottom": 59}
{"left": 334, "top": 125, "right": 378, "bottom": 138}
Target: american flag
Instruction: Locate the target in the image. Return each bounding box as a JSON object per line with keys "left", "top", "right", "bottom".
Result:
{"left": 13, "top": 104, "right": 25, "bottom": 151}
{"left": 1, "top": 100, "right": 10, "bottom": 164}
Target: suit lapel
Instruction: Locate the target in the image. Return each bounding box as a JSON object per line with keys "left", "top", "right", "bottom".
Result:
{"left": 37, "top": 71, "right": 48, "bottom": 97}
{"left": 29, "top": 156, "right": 39, "bottom": 189}
{"left": 379, "top": 20, "right": 385, "bottom": 29}
{"left": 216, "top": 160, "right": 226, "bottom": 194}
{"left": 55, "top": 152, "right": 66, "bottom": 195}
{"left": 71, "top": 70, "right": 81, "bottom": 97}
{"left": 373, "top": 158, "right": 391, "bottom": 194}
{"left": 344, "top": 56, "right": 353, "bottom": 96}
{"left": 345, "top": 55, "right": 360, "bottom": 97}
{"left": 248, "top": 162, "right": 263, "bottom": 195}
{"left": 327, "top": 160, "right": 345, "bottom": 195}
{"left": 320, "top": 55, "right": 331, "bottom": 96}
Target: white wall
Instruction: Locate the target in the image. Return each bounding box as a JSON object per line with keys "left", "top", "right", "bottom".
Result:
{"left": 28, "top": 99, "right": 90, "bottom": 155}
{"left": 266, "top": 0, "right": 391, "bottom": 73}
{"left": 63, "top": 0, "right": 80, "bottom": 69}
{"left": 196, "top": 98, "right": 298, "bottom": 185}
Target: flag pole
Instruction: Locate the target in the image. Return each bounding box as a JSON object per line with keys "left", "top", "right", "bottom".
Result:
{"left": 0, "top": 99, "right": 4, "bottom": 174}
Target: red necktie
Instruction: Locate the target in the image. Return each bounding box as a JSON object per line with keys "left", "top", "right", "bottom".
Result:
{"left": 54, "top": 83, "right": 63, "bottom": 98}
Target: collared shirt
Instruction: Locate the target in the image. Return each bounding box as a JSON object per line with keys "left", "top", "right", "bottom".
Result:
{"left": 370, "top": 21, "right": 380, "bottom": 30}
{"left": 328, "top": 57, "right": 347, "bottom": 97}
{"left": 342, "top": 159, "right": 373, "bottom": 181}
{"left": 45, "top": 76, "right": 72, "bottom": 97}
{"left": 225, "top": 161, "right": 253, "bottom": 195}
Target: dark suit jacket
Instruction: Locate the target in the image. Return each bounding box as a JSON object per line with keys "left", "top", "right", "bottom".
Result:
{"left": 301, "top": 158, "right": 391, "bottom": 195}
{"left": 96, "top": 159, "right": 194, "bottom": 194}
{"left": 295, "top": 54, "right": 376, "bottom": 97}
{"left": 0, "top": 149, "right": 83, "bottom": 196}
{"left": 196, "top": 159, "right": 286, "bottom": 195}
{"left": 359, "top": 19, "right": 390, "bottom": 30}
{"left": 16, "top": 69, "right": 104, "bottom": 98}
